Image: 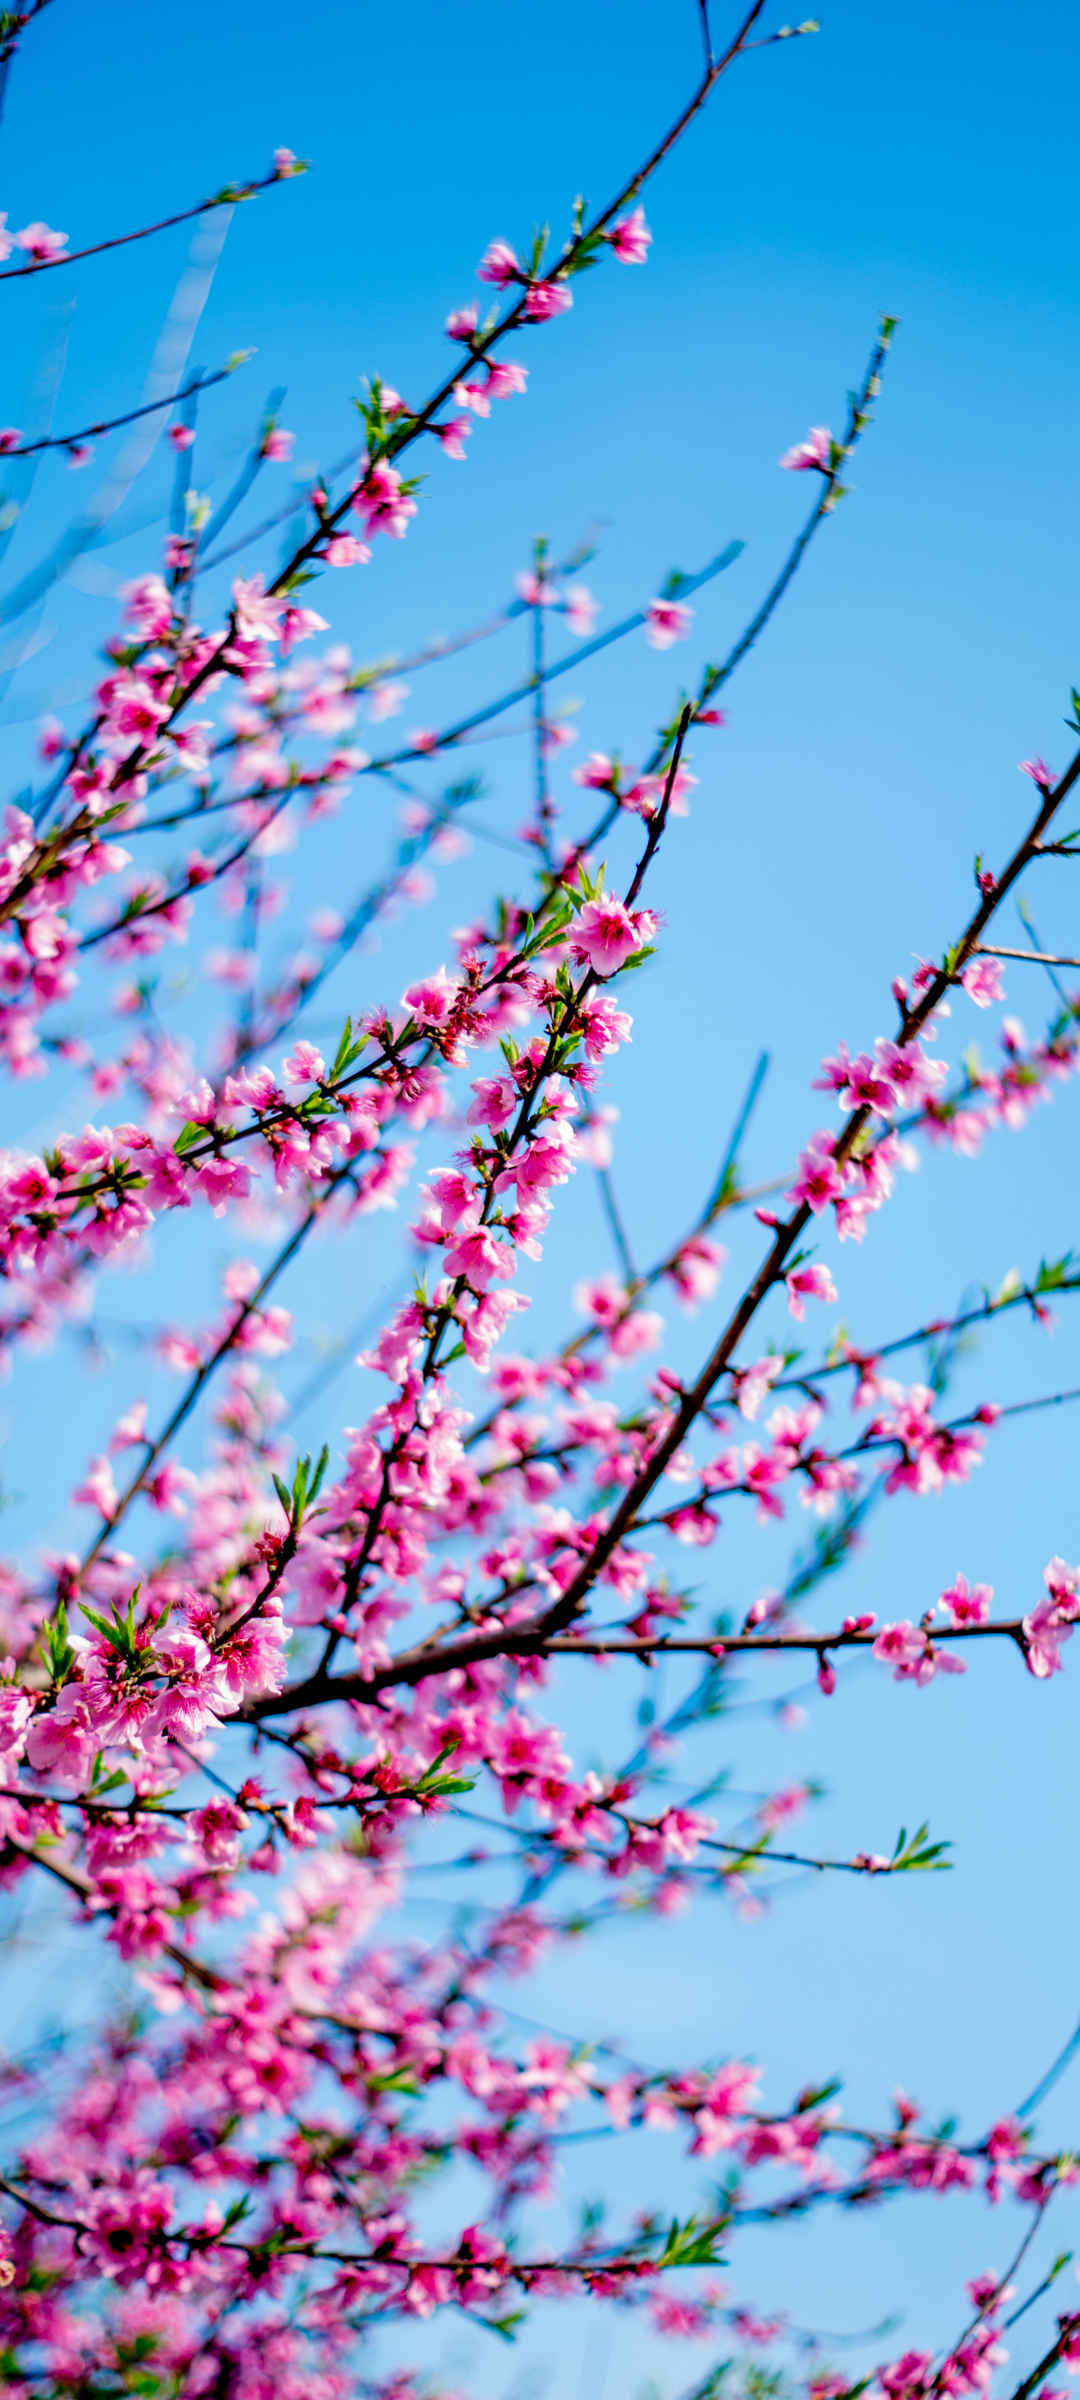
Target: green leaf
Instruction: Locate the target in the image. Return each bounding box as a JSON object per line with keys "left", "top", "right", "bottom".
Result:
{"left": 532, "top": 904, "right": 575, "bottom": 953}
{"left": 656, "top": 2214, "right": 726, "bottom": 2269}
{"left": 485, "top": 2311, "right": 526, "bottom": 2342}
{"left": 329, "top": 1015, "right": 368, "bottom": 1081}
{"left": 81, "top": 1587, "right": 144, "bottom": 1662}
{"left": 1035, "top": 1251, "right": 1079, "bottom": 1294}
{"left": 890, "top": 1820, "right": 952, "bottom": 1872}
{"left": 417, "top": 1736, "right": 462, "bottom": 1787}
{"left": 367, "top": 2065, "right": 421, "bottom": 2095}
{"left": 795, "top": 2078, "right": 842, "bottom": 2110}
{"left": 38, "top": 1600, "right": 74, "bottom": 1683}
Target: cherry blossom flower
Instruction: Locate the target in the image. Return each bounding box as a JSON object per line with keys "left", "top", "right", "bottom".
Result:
{"left": 608, "top": 205, "right": 652, "bottom": 263}
{"left": 645, "top": 598, "right": 694, "bottom": 649}
{"left": 780, "top": 424, "right": 832, "bottom": 470}
{"left": 573, "top": 897, "right": 653, "bottom": 975}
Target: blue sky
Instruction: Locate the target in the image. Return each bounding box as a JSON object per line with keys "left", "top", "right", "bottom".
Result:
{"left": 3, "top": 0, "right": 1080, "bottom": 2390}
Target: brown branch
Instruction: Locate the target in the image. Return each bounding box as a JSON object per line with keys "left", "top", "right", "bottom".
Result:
{"left": 0, "top": 362, "right": 244, "bottom": 460}
{"left": 242, "top": 1610, "right": 1040, "bottom": 1723}
{"left": 0, "top": 166, "right": 293, "bottom": 284}
{"left": 978, "top": 945, "right": 1080, "bottom": 969}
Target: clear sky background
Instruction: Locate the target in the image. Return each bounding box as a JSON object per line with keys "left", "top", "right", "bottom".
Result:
{"left": 2, "top": 2, "right": 1080, "bottom": 2393}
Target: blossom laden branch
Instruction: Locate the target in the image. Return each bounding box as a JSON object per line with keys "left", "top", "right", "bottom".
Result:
{"left": 0, "top": 153, "right": 305, "bottom": 284}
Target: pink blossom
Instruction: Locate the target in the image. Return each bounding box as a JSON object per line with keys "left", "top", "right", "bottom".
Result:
{"left": 645, "top": 598, "right": 694, "bottom": 649}
{"left": 960, "top": 954, "right": 1005, "bottom": 1008}
{"left": 872, "top": 1620, "right": 929, "bottom": 1676}
{"left": 523, "top": 278, "right": 573, "bottom": 322}
{"left": 403, "top": 964, "right": 459, "bottom": 1025}
{"left": 14, "top": 220, "right": 68, "bottom": 261}
{"left": 572, "top": 752, "right": 618, "bottom": 791}
{"left": 486, "top": 358, "right": 528, "bottom": 399}
{"left": 354, "top": 460, "right": 416, "bottom": 540}
{"left": 232, "top": 574, "right": 286, "bottom": 642}
{"left": 787, "top": 1132, "right": 844, "bottom": 1214}
{"left": 73, "top": 1454, "right": 118, "bottom": 1515}
{"left": 444, "top": 1219, "right": 512, "bottom": 1288}
{"left": 608, "top": 205, "right": 652, "bottom": 263}
{"left": 1023, "top": 1590, "right": 1075, "bottom": 1679}
{"left": 732, "top": 1354, "right": 784, "bottom": 1419}
{"left": 880, "top": 2352, "right": 932, "bottom": 2400}
{"left": 324, "top": 532, "right": 371, "bottom": 566}
{"left": 785, "top": 1263, "right": 837, "bottom": 1320}
{"left": 438, "top": 414, "right": 471, "bottom": 459}
{"left": 109, "top": 1399, "right": 148, "bottom": 1452}
{"left": 516, "top": 570, "right": 556, "bottom": 607}
{"left": 564, "top": 583, "right": 598, "bottom": 634}
{"left": 573, "top": 896, "right": 648, "bottom": 975}
{"left": 477, "top": 238, "right": 520, "bottom": 286}
{"left": 780, "top": 425, "right": 832, "bottom": 471}
{"left": 939, "top": 1572, "right": 992, "bottom": 1626}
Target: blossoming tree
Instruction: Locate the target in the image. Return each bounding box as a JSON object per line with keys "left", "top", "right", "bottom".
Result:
{"left": 1, "top": 3, "right": 1079, "bottom": 2397}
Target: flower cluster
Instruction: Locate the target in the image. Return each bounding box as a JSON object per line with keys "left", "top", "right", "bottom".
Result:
{"left": 0, "top": 23, "right": 1075, "bottom": 2400}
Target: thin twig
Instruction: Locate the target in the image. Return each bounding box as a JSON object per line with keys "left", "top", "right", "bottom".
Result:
{"left": 0, "top": 166, "right": 293, "bottom": 283}
{"left": 0, "top": 362, "right": 243, "bottom": 460}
